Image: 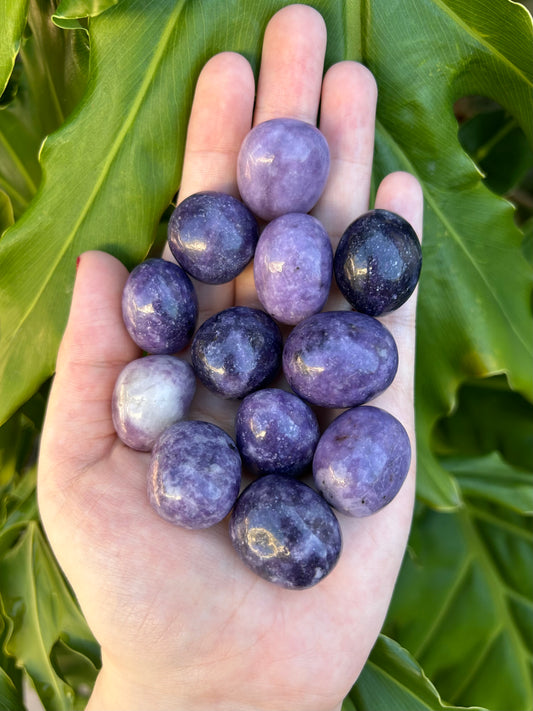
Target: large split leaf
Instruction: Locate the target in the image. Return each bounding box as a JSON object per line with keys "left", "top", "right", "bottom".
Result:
{"left": 0, "top": 0, "right": 531, "bottom": 515}
{"left": 0, "top": 0, "right": 30, "bottom": 97}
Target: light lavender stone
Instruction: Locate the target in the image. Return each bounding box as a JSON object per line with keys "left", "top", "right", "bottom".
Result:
{"left": 167, "top": 191, "right": 259, "bottom": 284}
{"left": 235, "top": 388, "right": 320, "bottom": 477}
{"left": 148, "top": 421, "right": 242, "bottom": 529}
{"left": 229, "top": 475, "right": 341, "bottom": 589}
{"left": 283, "top": 311, "right": 398, "bottom": 408}
{"left": 237, "top": 118, "right": 330, "bottom": 221}
{"left": 313, "top": 406, "right": 411, "bottom": 517}
{"left": 112, "top": 355, "right": 196, "bottom": 452}
{"left": 254, "top": 213, "right": 332, "bottom": 325}
{"left": 122, "top": 258, "right": 198, "bottom": 354}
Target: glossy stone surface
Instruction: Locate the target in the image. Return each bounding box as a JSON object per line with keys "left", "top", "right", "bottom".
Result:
{"left": 148, "top": 420, "right": 242, "bottom": 529}
{"left": 283, "top": 311, "right": 398, "bottom": 408}
{"left": 167, "top": 191, "right": 259, "bottom": 284}
{"left": 112, "top": 355, "right": 196, "bottom": 451}
{"left": 237, "top": 118, "right": 330, "bottom": 221}
{"left": 191, "top": 306, "right": 282, "bottom": 399}
{"left": 122, "top": 258, "right": 198, "bottom": 354}
{"left": 334, "top": 209, "right": 422, "bottom": 316}
{"left": 229, "top": 475, "right": 341, "bottom": 589}
{"left": 313, "top": 406, "right": 411, "bottom": 517}
{"left": 235, "top": 388, "right": 320, "bottom": 477}
{"left": 254, "top": 213, "right": 332, "bottom": 325}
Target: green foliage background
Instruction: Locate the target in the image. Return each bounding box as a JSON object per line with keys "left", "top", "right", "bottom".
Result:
{"left": 0, "top": 0, "right": 532, "bottom": 709}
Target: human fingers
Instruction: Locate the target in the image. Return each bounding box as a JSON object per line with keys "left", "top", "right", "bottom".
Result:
{"left": 162, "top": 51, "right": 255, "bottom": 318}
{"left": 235, "top": 3, "right": 327, "bottom": 306}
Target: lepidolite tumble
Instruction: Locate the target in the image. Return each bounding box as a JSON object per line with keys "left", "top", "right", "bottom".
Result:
{"left": 283, "top": 311, "right": 398, "bottom": 408}
{"left": 122, "top": 258, "right": 198, "bottom": 354}
{"left": 237, "top": 118, "right": 330, "bottom": 221}
{"left": 148, "top": 420, "right": 242, "bottom": 529}
{"left": 191, "top": 306, "right": 282, "bottom": 399}
{"left": 168, "top": 191, "right": 259, "bottom": 284}
{"left": 313, "top": 406, "right": 411, "bottom": 517}
{"left": 112, "top": 355, "right": 196, "bottom": 451}
{"left": 229, "top": 474, "right": 342, "bottom": 589}
{"left": 253, "top": 213, "right": 332, "bottom": 325}
{"left": 334, "top": 209, "right": 422, "bottom": 316}
{"left": 235, "top": 388, "right": 320, "bottom": 477}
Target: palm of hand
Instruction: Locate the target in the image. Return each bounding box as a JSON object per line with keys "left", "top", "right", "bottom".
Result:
{"left": 38, "top": 6, "right": 423, "bottom": 711}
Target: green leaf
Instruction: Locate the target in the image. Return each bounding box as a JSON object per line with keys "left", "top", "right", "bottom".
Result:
{"left": 385, "top": 503, "right": 533, "bottom": 711}
{"left": 0, "top": 190, "right": 14, "bottom": 235}
{"left": 0, "top": 665, "right": 21, "bottom": 711}
{"left": 53, "top": 0, "right": 123, "bottom": 22}
{"left": 350, "top": 635, "right": 486, "bottom": 711}
{"left": 0, "top": 0, "right": 30, "bottom": 98}
{"left": 0, "top": 521, "right": 100, "bottom": 711}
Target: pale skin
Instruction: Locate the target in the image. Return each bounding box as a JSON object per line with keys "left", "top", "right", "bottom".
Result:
{"left": 38, "top": 5, "right": 423, "bottom": 711}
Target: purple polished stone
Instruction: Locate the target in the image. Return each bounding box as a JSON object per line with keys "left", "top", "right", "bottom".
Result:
{"left": 283, "top": 311, "right": 398, "bottom": 408}
{"left": 167, "top": 191, "right": 259, "bottom": 284}
{"left": 148, "top": 420, "right": 242, "bottom": 529}
{"left": 253, "top": 213, "right": 332, "bottom": 325}
{"left": 235, "top": 388, "right": 320, "bottom": 477}
{"left": 191, "top": 306, "right": 282, "bottom": 399}
{"left": 237, "top": 118, "right": 330, "bottom": 221}
{"left": 122, "top": 258, "right": 198, "bottom": 354}
{"left": 334, "top": 209, "right": 422, "bottom": 316}
{"left": 313, "top": 406, "right": 411, "bottom": 517}
{"left": 229, "top": 474, "right": 341, "bottom": 589}
{"left": 112, "top": 355, "right": 196, "bottom": 451}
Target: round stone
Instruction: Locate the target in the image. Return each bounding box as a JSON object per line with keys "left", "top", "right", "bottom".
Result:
{"left": 235, "top": 388, "right": 320, "bottom": 477}
{"left": 253, "top": 213, "right": 332, "bottom": 325}
{"left": 148, "top": 420, "right": 242, "bottom": 529}
{"left": 122, "top": 258, "right": 198, "bottom": 354}
{"left": 167, "top": 191, "right": 259, "bottom": 284}
{"left": 112, "top": 355, "right": 196, "bottom": 451}
{"left": 334, "top": 209, "right": 422, "bottom": 316}
{"left": 229, "top": 474, "right": 342, "bottom": 589}
{"left": 313, "top": 406, "right": 411, "bottom": 517}
{"left": 237, "top": 118, "right": 330, "bottom": 221}
{"left": 191, "top": 306, "right": 282, "bottom": 399}
{"left": 282, "top": 310, "right": 398, "bottom": 408}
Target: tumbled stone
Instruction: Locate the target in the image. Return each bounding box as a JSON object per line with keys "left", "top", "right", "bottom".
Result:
{"left": 229, "top": 474, "right": 342, "bottom": 589}
{"left": 282, "top": 310, "right": 398, "bottom": 408}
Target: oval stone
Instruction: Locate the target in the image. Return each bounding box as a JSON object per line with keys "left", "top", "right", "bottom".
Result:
{"left": 282, "top": 311, "right": 398, "bottom": 408}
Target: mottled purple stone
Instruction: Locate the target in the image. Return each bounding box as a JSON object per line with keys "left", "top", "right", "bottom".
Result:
{"left": 167, "top": 191, "right": 259, "bottom": 284}
{"left": 191, "top": 306, "right": 282, "bottom": 399}
{"left": 237, "top": 118, "right": 330, "bottom": 221}
{"left": 235, "top": 388, "right": 320, "bottom": 477}
{"left": 122, "top": 258, "right": 198, "bottom": 354}
{"left": 313, "top": 406, "right": 411, "bottom": 517}
{"left": 112, "top": 355, "right": 196, "bottom": 451}
{"left": 148, "top": 420, "right": 242, "bottom": 529}
{"left": 229, "top": 475, "right": 341, "bottom": 589}
{"left": 283, "top": 311, "right": 398, "bottom": 408}
{"left": 334, "top": 209, "right": 422, "bottom": 316}
{"left": 253, "top": 213, "right": 332, "bottom": 325}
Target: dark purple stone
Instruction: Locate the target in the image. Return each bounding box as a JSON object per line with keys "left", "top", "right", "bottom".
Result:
{"left": 112, "top": 355, "right": 196, "bottom": 451}
{"left": 253, "top": 213, "right": 332, "bottom": 325}
{"left": 237, "top": 118, "right": 330, "bottom": 221}
{"left": 148, "top": 420, "right": 242, "bottom": 529}
{"left": 191, "top": 306, "right": 282, "bottom": 399}
{"left": 334, "top": 209, "right": 422, "bottom": 316}
{"left": 313, "top": 406, "right": 411, "bottom": 517}
{"left": 282, "top": 311, "right": 398, "bottom": 408}
{"left": 167, "top": 191, "right": 259, "bottom": 284}
{"left": 229, "top": 475, "right": 341, "bottom": 589}
{"left": 122, "top": 258, "right": 198, "bottom": 354}
{"left": 235, "top": 388, "right": 320, "bottom": 477}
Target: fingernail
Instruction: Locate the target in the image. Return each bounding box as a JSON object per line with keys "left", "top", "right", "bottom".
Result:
{"left": 76, "top": 255, "right": 81, "bottom": 271}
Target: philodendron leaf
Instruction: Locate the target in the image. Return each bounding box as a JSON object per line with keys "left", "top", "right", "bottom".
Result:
{"left": 385, "top": 497, "right": 533, "bottom": 711}
{"left": 52, "top": 0, "right": 125, "bottom": 30}
{"left": 350, "top": 635, "right": 486, "bottom": 711}
{"left": 0, "top": 519, "right": 100, "bottom": 711}
{"left": 0, "top": 666, "right": 21, "bottom": 711}
{"left": 0, "top": 0, "right": 30, "bottom": 97}
{"left": 0, "top": 0, "right": 531, "bottom": 516}
{"left": 0, "top": 190, "right": 14, "bottom": 235}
